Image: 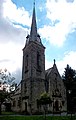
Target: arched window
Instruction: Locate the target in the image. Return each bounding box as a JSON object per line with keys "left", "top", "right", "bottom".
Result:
{"left": 26, "top": 55, "right": 28, "bottom": 67}
{"left": 37, "top": 52, "right": 40, "bottom": 68}
{"left": 25, "top": 55, "right": 28, "bottom": 73}
{"left": 37, "top": 52, "right": 41, "bottom": 71}
{"left": 24, "top": 82, "right": 27, "bottom": 93}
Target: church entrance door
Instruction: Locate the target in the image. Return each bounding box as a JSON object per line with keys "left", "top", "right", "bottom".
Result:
{"left": 25, "top": 102, "right": 27, "bottom": 112}
{"left": 55, "top": 100, "right": 59, "bottom": 111}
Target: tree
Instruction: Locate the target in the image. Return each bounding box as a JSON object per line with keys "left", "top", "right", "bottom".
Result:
{"left": 0, "top": 68, "right": 16, "bottom": 114}
{"left": 62, "top": 64, "right": 76, "bottom": 85}
{"left": 39, "top": 92, "right": 52, "bottom": 105}
{"left": 0, "top": 90, "right": 8, "bottom": 114}
{"left": 62, "top": 64, "right": 76, "bottom": 113}
{"left": 38, "top": 92, "right": 52, "bottom": 120}
{"left": 0, "top": 68, "right": 16, "bottom": 92}
{"left": 62, "top": 64, "right": 76, "bottom": 93}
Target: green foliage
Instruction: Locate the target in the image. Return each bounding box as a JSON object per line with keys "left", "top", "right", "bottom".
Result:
{"left": 0, "top": 115, "right": 73, "bottom": 120}
{"left": 62, "top": 64, "right": 76, "bottom": 90}
{"left": 62, "top": 64, "right": 76, "bottom": 93}
{"left": 0, "top": 69, "right": 16, "bottom": 99}
{"left": 0, "top": 90, "right": 8, "bottom": 103}
{"left": 0, "top": 69, "right": 16, "bottom": 114}
{"left": 62, "top": 64, "right": 76, "bottom": 112}
{"left": 38, "top": 92, "right": 52, "bottom": 105}
{"left": 0, "top": 68, "right": 15, "bottom": 92}
{"left": 41, "top": 92, "right": 49, "bottom": 98}
{"left": 2, "top": 111, "right": 16, "bottom": 115}
{"left": 62, "top": 64, "right": 76, "bottom": 83}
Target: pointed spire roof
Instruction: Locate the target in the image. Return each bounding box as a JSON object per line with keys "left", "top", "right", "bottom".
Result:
{"left": 29, "top": 1, "right": 37, "bottom": 41}
{"left": 25, "top": 1, "right": 44, "bottom": 47}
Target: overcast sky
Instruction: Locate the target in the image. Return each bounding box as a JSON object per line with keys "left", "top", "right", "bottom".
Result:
{"left": 0, "top": 0, "right": 76, "bottom": 84}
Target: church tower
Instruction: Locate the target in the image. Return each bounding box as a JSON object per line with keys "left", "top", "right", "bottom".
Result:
{"left": 21, "top": 2, "right": 45, "bottom": 114}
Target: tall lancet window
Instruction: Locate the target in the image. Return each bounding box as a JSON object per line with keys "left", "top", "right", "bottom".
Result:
{"left": 25, "top": 55, "right": 28, "bottom": 73}
{"left": 37, "top": 51, "right": 41, "bottom": 71}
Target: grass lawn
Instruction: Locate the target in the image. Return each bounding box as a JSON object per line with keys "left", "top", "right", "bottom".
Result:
{"left": 0, "top": 115, "right": 74, "bottom": 120}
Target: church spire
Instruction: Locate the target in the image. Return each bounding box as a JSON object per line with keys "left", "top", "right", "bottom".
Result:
{"left": 30, "top": 0, "right": 37, "bottom": 41}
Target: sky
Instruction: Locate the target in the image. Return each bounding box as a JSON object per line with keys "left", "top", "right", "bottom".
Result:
{"left": 0, "top": 0, "right": 76, "bottom": 84}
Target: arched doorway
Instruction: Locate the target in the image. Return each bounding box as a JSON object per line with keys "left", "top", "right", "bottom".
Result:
{"left": 55, "top": 100, "right": 59, "bottom": 111}
{"left": 25, "top": 102, "right": 27, "bottom": 112}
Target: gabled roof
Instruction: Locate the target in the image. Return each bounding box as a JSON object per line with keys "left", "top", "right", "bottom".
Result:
{"left": 45, "top": 60, "right": 61, "bottom": 79}
{"left": 45, "top": 68, "right": 53, "bottom": 78}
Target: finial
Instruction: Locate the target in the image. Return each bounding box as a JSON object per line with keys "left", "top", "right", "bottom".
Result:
{"left": 34, "top": 0, "right": 35, "bottom": 6}
{"left": 54, "top": 59, "right": 56, "bottom": 64}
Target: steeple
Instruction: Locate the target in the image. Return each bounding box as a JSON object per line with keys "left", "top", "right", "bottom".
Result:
{"left": 26, "top": 1, "right": 42, "bottom": 46}
{"left": 29, "top": 1, "right": 37, "bottom": 41}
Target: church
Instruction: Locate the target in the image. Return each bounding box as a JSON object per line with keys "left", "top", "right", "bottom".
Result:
{"left": 11, "top": 3, "right": 67, "bottom": 114}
